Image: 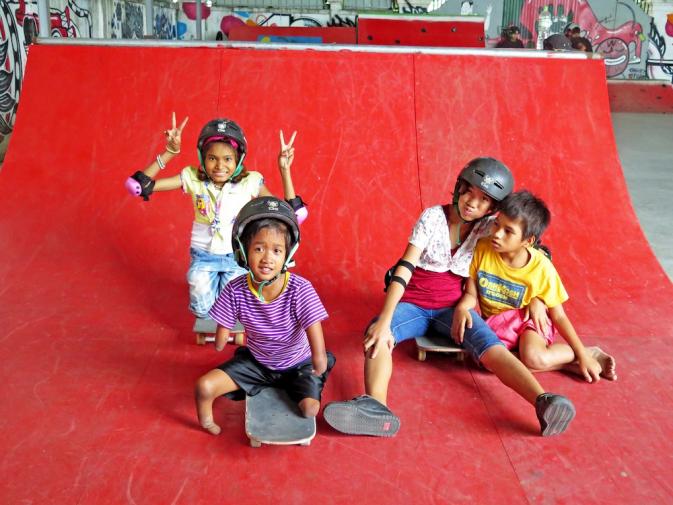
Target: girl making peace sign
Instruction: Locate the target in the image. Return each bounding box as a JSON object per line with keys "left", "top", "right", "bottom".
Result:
{"left": 125, "top": 114, "right": 306, "bottom": 318}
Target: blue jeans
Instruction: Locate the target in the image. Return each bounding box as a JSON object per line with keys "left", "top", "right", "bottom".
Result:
{"left": 386, "top": 303, "right": 503, "bottom": 361}
{"left": 187, "top": 248, "right": 246, "bottom": 318}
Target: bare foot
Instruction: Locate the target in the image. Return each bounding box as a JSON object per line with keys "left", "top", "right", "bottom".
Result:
{"left": 587, "top": 346, "right": 617, "bottom": 381}
{"left": 200, "top": 418, "right": 222, "bottom": 435}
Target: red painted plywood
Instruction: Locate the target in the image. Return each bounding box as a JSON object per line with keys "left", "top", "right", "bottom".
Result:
{"left": 358, "top": 15, "right": 485, "bottom": 47}
{"left": 1, "top": 44, "right": 671, "bottom": 504}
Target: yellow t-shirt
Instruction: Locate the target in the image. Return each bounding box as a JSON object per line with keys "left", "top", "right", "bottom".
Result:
{"left": 470, "top": 238, "right": 568, "bottom": 318}
{"left": 180, "top": 167, "right": 264, "bottom": 254}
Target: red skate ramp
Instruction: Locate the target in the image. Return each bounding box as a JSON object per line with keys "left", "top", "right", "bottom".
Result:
{"left": 1, "top": 42, "right": 672, "bottom": 504}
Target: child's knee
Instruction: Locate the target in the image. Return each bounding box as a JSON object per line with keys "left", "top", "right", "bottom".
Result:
{"left": 299, "top": 398, "right": 320, "bottom": 418}
{"left": 195, "top": 376, "right": 218, "bottom": 399}
{"left": 519, "top": 347, "right": 550, "bottom": 370}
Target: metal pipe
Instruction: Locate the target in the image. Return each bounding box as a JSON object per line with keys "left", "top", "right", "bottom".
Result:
{"left": 37, "top": 0, "right": 50, "bottom": 38}
{"left": 145, "top": 0, "right": 154, "bottom": 37}
{"left": 195, "top": 0, "right": 202, "bottom": 40}
{"left": 35, "top": 39, "right": 598, "bottom": 61}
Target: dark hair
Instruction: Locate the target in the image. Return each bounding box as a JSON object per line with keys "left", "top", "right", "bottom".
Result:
{"left": 498, "top": 190, "right": 551, "bottom": 242}
{"left": 571, "top": 36, "right": 593, "bottom": 52}
{"left": 241, "top": 218, "right": 291, "bottom": 259}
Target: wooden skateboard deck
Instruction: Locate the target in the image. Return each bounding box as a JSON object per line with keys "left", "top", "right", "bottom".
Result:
{"left": 245, "top": 387, "right": 316, "bottom": 448}
{"left": 415, "top": 335, "right": 465, "bottom": 362}
{"left": 194, "top": 318, "right": 245, "bottom": 346}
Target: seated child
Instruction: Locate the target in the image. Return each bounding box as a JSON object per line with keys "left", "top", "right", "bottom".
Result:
{"left": 325, "top": 159, "right": 576, "bottom": 438}
{"left": 452, "top": 190, "right": 616, "bottom": 382}
{"left": 194, "top": 197, "right": 335, "bottom": 435}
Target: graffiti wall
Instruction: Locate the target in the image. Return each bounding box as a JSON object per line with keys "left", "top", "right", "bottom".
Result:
{"left": 399, "top": 0, "right": 652, "bottom": 79}
{"left": 647, "top": 3, "right": 673, "bottom": 81}
{"left": 176, "top": 4, "right": 356, "bottom": 41}
{"left": 110, "top": 0, "right": 176, "bottom": 39}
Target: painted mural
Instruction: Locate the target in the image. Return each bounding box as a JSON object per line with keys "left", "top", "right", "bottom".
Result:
{"left": 111, "top": 0, "right": 144, "bottom": 38}
{"left": 176, "top": 5, "right": 356, "bottom": 41}
{"left": 647, "top": 5, "right": 673, "bottom": 82}
{"left": 401, "top": 0, "right": 652, "bottom": 79}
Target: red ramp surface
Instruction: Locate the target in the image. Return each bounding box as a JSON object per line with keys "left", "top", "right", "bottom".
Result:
{"left": 1, "top": 43, "right": 672, "bottom": 504}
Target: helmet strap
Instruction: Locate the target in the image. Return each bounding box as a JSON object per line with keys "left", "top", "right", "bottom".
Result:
{"left": 248, "top": 273, "right": 277, "bottom": 302}
{"left": 227, "top": 152, "right": 245, "bottom": 181}
{"left": 242, "top": 241, "right": 299, "bottom": 302}
{"left": 451, "top": 201, "right": 471, "bottom": 246}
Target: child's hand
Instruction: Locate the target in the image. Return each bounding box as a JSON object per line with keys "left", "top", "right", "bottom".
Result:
{"left": 451, "top": 307, "right": 472, "bottom": 344}
{"left": 164, "top": 112, "right": 188, "bottom": 154}
{"left": 363, "top": 320, "right": 394, "bottom": 359}
{"left": 278, "top": 130, "right": 297, "bottom": 173}
{"left": 578, "top": 353, "right": 602, "bottom": 383}
{"left": 312, "top": 353, "right": 328, "bottom": 376}
{"left": 523, "top": 298, "right": 550, "bottom": 334}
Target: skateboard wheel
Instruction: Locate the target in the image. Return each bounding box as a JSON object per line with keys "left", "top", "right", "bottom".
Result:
{"left": 196, "top": 333, "right": 206, "bottom": 345}
{"left": 233, "top": 333, "right": 245, "bottom": 346}
{"left": 301, "top": 441, "right": 311, "bottom": 446}
{"left": 417, "top": 349, "right": 426, "bottom": 361}
{"left": 250, "top": 439, "right": 261, "bottom": 448}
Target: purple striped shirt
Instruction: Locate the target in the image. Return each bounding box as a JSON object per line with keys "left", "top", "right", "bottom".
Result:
{"left": 208, "top": 273, "right": 328, "bottom": 370}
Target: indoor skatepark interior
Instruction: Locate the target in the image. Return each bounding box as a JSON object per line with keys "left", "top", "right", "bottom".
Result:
{"left": 1, "top": 42, "right": 672, "bottom": 504}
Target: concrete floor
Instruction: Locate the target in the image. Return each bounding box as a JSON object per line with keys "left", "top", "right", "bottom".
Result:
{"left": 612, "top": 112, "right": 673, "bottom": 281}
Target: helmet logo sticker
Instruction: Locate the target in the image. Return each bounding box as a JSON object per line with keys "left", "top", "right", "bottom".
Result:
{"left": 268, "top": 200, "right": 279, "bottom": 211}
{"left": 481, "top": 175, "right": 494, "bottom": 188}
{"left": 217, "top": 121, "right": 228, "bottom": 133}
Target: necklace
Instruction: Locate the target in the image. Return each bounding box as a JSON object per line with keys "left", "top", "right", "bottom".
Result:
{"left": 206, "top": 180, "right": 228, "bottom": 235}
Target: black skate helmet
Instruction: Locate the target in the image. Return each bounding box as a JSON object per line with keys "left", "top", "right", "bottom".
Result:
{"left": 452, "top": 157, "right": 514, "bottom": 213}
{"left": 232, "top": 196, "right": 300, "bottom": 273}
{"left": 196, "top": 118, "right": 248, "bottom": 180}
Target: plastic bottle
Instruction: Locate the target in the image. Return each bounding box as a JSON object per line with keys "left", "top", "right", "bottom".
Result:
{"left": 536, "top": 5, "right": 552, "bottom": 49}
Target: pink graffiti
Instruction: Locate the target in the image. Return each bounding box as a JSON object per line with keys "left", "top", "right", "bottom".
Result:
{"left": 182, "top": 2, "right": 211, "bottom": 21}
{"left": 666, "top": 13, "right": 673, "bottom": 38}
{"left": 519, "top": 1, "right": 644, "bottom": 78}
{"left": 580, "top": 6, "right": 643, "bottom": 77}
{"left": 220, "top": 15, "right": 243, "bottom": 37}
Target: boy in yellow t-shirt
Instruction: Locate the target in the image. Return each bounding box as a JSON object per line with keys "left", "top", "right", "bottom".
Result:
{"left": 452, "top": 190, "right": 616, "bottom": 382}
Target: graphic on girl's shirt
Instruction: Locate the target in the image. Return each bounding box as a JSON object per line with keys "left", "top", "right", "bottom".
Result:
{"left": 196, "top": 194, "right": 211, "bottom": 216}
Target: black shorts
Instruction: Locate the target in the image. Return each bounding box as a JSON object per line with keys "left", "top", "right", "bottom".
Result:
{"left": 217, "top": 346, "right": 336, "bottom": 403}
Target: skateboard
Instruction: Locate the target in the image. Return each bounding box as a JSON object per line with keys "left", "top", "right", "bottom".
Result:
{"left": 245, "top": 386, "right": 316, "bottom": 448}
{"left": 194, "top": 317, "right": 245, "bottom": 346}
{"left": 415, "top": 335, "right": 466, "bottom": 362}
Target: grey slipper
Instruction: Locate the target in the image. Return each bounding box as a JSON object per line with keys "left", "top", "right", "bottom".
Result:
{"left": 535, "top": 393, "right": 576, "bottom": 437}
{"left": 323, "top": 395, "right": 400, "bottom": 437}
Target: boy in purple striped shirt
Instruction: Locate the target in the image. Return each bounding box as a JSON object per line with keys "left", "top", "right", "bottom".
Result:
{"left": 195, "top": 197, "right": 335, "bottom": 435}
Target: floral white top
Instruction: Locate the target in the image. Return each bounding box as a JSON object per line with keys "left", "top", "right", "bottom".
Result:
{"left": 408, "top": 205, "right": 494, "bottom": 277}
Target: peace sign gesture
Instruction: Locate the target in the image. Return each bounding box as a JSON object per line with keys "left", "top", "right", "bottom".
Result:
{"left": 278, "top": 130, "right": 297, "bottom": 173}
{"left": 164, "top": 112, "right": 189, "bottom": 154}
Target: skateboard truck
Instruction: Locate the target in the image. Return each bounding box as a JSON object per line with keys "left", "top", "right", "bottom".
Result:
{"left": 415, "top": 335, "right": 465, "bottom": 362}
{"left": 194, "top": 317, "right": 245, "bottom": 346}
